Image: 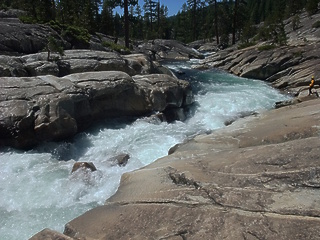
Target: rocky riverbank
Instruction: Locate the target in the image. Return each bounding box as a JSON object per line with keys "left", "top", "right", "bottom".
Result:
{"left": 0, "top": 10, "right": 206, "bottom": 149}
{"left": 194, "top": 10, "right": 320, "bottom": 95}
{"left": 0, "top": 11, "right": 204, "bottom": 149}
{"left": 0, "top": 71, "right": 193, "bottom": 149}
{"left": 31, "top": 96, "right": 320, "bottom": 240}
{"left": 1, "top": 5, "right": 319, "bottom": 240}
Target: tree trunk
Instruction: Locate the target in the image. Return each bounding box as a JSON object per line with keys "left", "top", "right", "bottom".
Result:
{"left": 124, "top": 0, "right": 129, "bottom": 48}
{"left": 214, "top": 0, "right": 219, "bottom": 44}
{"left": 192, "top": 0, "right": 196, "bottom": 41}
{"left": 232, "top": 0, "right": 238, "bottom": 45}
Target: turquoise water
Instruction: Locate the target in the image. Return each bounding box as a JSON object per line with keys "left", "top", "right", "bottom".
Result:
{"left": 0, "top": 60, "right": 290, "bottom": 239}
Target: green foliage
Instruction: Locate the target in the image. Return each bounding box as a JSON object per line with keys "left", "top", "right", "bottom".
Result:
{"left": 240, "top": 22, "right": 258, "bottom": 44}
{"left": 238, "top": 41, "right": 256, "bottom": 49}
{"left": 6, "top": 0, "right": 318, "bottom": 46}
{"left": 62, "top": 25, "right": 91, "bottom": 44}
{"left": 312, "top": 20, "right": 320, "bottom": 28}
{"left": 48, "top": 21, "right": 90, "bottom": 48}
{"left": 0, "top": 4, "right": 9, "bottom": 10}
{"left": 274, "top": 22, "right": 288, "bottom": 46}
{"left": 258, "top": 44, "right": 277, "bottom": 51}
{"left": 18, "top": 15, "right": 37, "bottom": 24}
{"left": 220, "top": 34, "right": 230, "bottom": 48}
{"left": 292, "top": 15, "right": 301, "bottom": 30}
{"left": 306, "top": 0, "right": 319, "bottom": 16}
{"left": 48, "top": 20, "right": 62, "bottom": 32}
{"left": 46, "top": 36, "right": 64, "bottom": 61}
{"left": 293, "top": 50, "right": 303, "bottom": 58}
{"left": 257, "top": 21, "right": 287, "bottom": 46}
{"left": 102, "top": 41, "right": 130, "bottom": 54}
{"left": 100, "top": 0, "right": 115, "bottom": 35}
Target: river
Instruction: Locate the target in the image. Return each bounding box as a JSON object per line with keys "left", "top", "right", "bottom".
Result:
{"left": 0, "top": 59, "right": 290, "bottom": 239}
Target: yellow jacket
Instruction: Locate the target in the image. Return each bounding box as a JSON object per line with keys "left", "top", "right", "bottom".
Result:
{"left": 310, "top": 79, "right": 315, "bottom": 87}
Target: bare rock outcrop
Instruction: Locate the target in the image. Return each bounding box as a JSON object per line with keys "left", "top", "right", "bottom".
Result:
{"left": 0, "top": 50, "right": 174, "bottom": 77}
{"left": 0, "top": 72, "right": 193, "bottom": 149}
{"left": 198, "top": 10, "right": 320, "bottom": 94}
{"left": 0, "top": 19, "right": 54, "bottom": 55}
{"left": 0, "top": 10, "right": 104, "bottom": 55}
{"left": 53, "top": 98, "right": 320, "bottom": 240}
{"left": 137, "top": 39, "right": 205, "bottom": 61}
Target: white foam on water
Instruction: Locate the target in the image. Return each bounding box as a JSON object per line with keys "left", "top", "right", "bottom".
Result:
{"left": 0, "top": 62, "right": 290, "bottom": 239}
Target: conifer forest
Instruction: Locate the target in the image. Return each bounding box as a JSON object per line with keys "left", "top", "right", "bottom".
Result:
{"left": 1, "top": 0, "right": 319, "bottom": 48}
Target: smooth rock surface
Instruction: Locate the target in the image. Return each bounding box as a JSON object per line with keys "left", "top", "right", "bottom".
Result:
{"left": 0, "top": 50, "right": 175, "bottom": 77}
{"left": 61, "top": 98, "right": 320, "bottom": 240}
{"left": 137, "top": 39, "right": 205, "bottom": 60}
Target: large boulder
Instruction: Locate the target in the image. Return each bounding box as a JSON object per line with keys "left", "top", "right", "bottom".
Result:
{"left": 0, "top": 50, "right": 175, "bottom": 78}
{"left": 137, "top": 39, "right": 205, "bottom": 60}
{"left": 0, "top": 72, "right": 193, "bottom": 149}
{"left": 59, "top": 98, "right": 320, "bottom": 240}
{"left": 71, "top": 162, "right": 97, "bottom": 173}
{"left": 0, "top": 19, "right": 58, "bottom": 55}
{"left": 133, "top": 74, "right": 194, "bottom": 110}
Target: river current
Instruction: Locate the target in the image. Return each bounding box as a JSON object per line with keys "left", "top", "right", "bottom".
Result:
{"left": 0, "top": 60, "right": 290, "bottom": 239}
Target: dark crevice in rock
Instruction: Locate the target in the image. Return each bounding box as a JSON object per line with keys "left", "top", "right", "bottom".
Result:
{"left": 108, "top": 198, "right": 320, "bottom": 220}
{"left": 159, "top": 230, "right": 188, "bottom": 240}
{"left": 245, "top": 231, "right": 263, "bottom": 240}
{"left": 114, "top": 200, "right": 208, "bottom": 208}
{"left": 168, "top": 168, "right": 226, "bottom": 208}
{"left": 169, "top": 171, "right": 201, "bottom": 190}
{"left": 201, "top": 187, "right": 225, "bottom": 208}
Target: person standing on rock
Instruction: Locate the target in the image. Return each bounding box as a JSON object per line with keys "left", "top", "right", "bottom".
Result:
{"left": 308, "top": 76, "right": 316, "bottom": 95}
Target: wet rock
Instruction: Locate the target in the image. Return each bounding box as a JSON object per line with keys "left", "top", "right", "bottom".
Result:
{"left": 71, "top": 162, "right": 97, "bottom": 173}
{"left": 0, "top": 72, "right": 194, "bottom": 149}
{"left": 275, "top": 94, "right": 318, "bottom": 108}
{"left": 224, "top": 111, "right": 258, "bottom": 126}
{"left": 29, "top": 228, "right": 73, "bottom": 240}
{"left": 163, "top": 107, "right": 187, "bottom": 122}
{"left": 148, "top": 112, "right": 166, "bottom": 122}
{"left": 108, "top": 154, "right": 130, "bottom": 167}
{"left": 133, "top": 74, "right": 194, "bottom": 112}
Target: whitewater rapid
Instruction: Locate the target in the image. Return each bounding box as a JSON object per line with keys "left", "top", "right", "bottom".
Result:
{"left": 0, "top": 60, "right": 290, "bottom": 239}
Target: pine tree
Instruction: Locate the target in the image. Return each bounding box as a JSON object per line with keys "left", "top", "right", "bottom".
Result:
{"left": 174, "top": 3, "right": 192, "bottom": 42}
{"left": 187, "top": 0, "right": 203, "bottom": 41}
{"left": 113, "top": 0, "right": 138, "bottom": 48}
{"left": 232, "top": 0, "right": 238, "bottom": 44}
{"left": 306, "top": 0, "right": 319, "bottom": 15}
{"left": 206, "top": 0, "right": 219, "bottom": 44}
{"left": 100, "top": 0, "right": 115, "bottom": 35}
{"left": 133, "top": 4, "right": 144, "bottom": 39}
{"left": 157, "top": 4, "right": 170, "bottom": 38}
{"left": 143, "top": 0, "right": 158, "bottom": 37}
